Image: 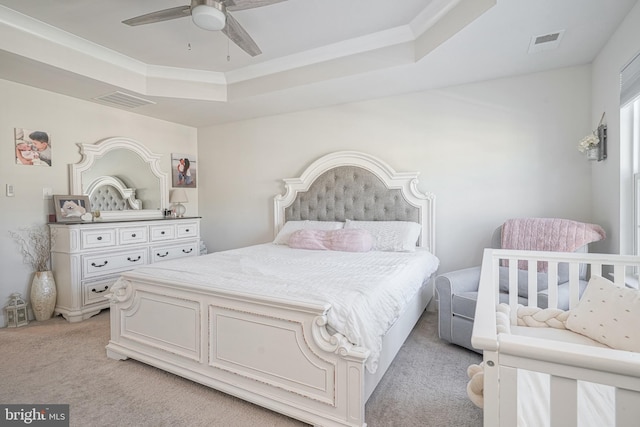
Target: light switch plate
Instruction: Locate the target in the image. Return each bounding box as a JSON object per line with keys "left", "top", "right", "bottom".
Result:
{"left": 6, "top": 183, "right": 14, "bottom": 197}
{"left": 43, "top": 187, "right": 53, "bottom": 199}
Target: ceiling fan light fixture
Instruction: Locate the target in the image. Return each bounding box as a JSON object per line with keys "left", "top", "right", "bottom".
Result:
{"left": 191, "top": 4, "right": 226, "bottom": 31}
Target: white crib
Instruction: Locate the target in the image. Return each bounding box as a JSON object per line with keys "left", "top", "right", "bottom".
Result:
{"left": 472, "top": 248, "right": 640, "bottom": 427}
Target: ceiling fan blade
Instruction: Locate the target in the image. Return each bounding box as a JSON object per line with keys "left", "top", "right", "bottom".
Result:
{"left": 222, "top": 13, "right": 261, "bottom": 56}
{"left": 122, "top": 5, "right": 191, "bottom": 26}
{"left": 225, "top": 0, "right": 287, "bottom": 12}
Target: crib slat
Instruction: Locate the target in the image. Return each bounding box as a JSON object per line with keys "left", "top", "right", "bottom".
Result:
{"left": 550, "top": 376, "right": 577, "bottom": 427}
{"left": 613, "top": 264, "right": 625, "bottom": 287}
{"left": 569, "top": 262, "right": 580, "bottom": 309}
{"left": 527, "top": 259, "right": 537, "bottom": 307}
{"left": 494, "top": 259, "right": 500, "bottom": 305}
{"left": 616, "top": 388, "right": 640, "bottom": 427}
{"left": 509, "top": 263, "right": 518, "bottom": 324}
{"left": 482, "top": 351, "right": 500, "bottom": 426}
{"left": 499, "top": 365, "right": 518, "bottom": 426}
{"left": 547, "top": 261, "right": 559, "bottom": 309}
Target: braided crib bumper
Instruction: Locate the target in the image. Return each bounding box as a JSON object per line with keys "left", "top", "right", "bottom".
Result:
{"left": 467, "top": 304, "right": 570, "bottom": 408}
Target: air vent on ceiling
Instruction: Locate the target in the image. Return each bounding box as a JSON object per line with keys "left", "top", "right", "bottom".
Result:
{"left": 528, "top": 30, "right": 565, "bottom": 54}
{"left": 93, "top": 91, "right": 156, "bottom": 108}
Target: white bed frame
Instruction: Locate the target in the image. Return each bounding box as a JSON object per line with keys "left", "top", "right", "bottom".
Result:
{"left": 106, "top": 151, "right": 436, "bottom": 427}
{"left": 473, "top": 248, "right": 640, "bottom": 427}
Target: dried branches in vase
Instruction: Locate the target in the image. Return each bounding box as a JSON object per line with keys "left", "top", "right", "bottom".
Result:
{"left": 9, "top": 224, "right": 57, "bottom": 321}
{"left": 9, "top": 224, "right": 53, "bottom": 272}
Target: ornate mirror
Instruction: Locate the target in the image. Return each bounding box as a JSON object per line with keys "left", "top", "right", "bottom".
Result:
{"left": 70, "top": 137, "right": 168, "bottom": 220}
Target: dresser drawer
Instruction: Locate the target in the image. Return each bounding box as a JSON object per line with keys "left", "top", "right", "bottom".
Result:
{"left": 151, "top": 241, "right": 198, "bottom": 263}
{"left": 150, "top": 224, "right": 175, "bottom": 241}
{"left": 83, "top": 276, "right": 119, "bottom": 306}
{"left": 81, "top": 229, "right": 117, "bottom": 249}
{"left": 83, "top": 248, "right": 148, "bottom": 278}
{"left": 119, "top": 226, "right": 148, "bottom": 245}
{"left": 176, "top": 222, "right": 199, "bottom": 239}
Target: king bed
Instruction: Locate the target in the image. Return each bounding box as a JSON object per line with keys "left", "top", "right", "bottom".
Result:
{"left": 106, "top": 151, "right": 438, "bottom": 427}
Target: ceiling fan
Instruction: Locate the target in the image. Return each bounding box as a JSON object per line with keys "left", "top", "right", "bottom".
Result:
{"left": 122, "top": 0, "right": 287, "bottom": 57}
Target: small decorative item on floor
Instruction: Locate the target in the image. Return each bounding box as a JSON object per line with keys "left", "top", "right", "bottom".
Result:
{"left": 578, "top": 112, "right": 607, "bottom": 162}
{"left": 4, "top": 293, "right": 29, "bottom": 327}
{"left": 9, "top": 224, "right": 57, "bottom": 321}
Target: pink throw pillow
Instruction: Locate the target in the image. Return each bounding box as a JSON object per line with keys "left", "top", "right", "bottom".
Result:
{"left": 288, "top": 229, "right": 374, "bottom": 252}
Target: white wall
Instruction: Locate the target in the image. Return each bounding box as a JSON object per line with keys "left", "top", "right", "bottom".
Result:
{"left": 198, "top": 65, "right": 593, "bottom": 274}
{"left": 591, "top": 1, "right": 640, "bottom": 254}
{"left": 0, "top": 79, "right": 197, "bottom": 325}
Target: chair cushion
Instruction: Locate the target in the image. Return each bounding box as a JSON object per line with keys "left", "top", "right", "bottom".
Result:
{"left": 537, "top": 279, "right": 589, "bottom": 310}
{"left": 453, "top": 291, "right": 529, "bottom": 320}
{"left": 497, "top": 292, "right": 528, "bottom": 306}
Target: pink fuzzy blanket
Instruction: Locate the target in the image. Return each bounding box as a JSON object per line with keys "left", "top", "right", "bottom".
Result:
{"left": 501, "top": 218, "right": 606, "bottom": 272}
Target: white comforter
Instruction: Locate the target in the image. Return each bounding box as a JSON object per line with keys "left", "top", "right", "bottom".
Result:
{"left": 127, "top": 243, "right": 439, "bottom": 373}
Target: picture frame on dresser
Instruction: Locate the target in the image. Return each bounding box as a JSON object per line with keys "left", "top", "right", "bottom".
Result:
{"left": 53, "top": 195, "right": 91, "bottom": 222}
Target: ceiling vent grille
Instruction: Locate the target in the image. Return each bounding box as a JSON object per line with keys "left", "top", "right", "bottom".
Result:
{"left": 528, "top": 30, "right": 565, "bottom": 53}
{"left": 93, "top": 91, "right": 156, "bottom": 108}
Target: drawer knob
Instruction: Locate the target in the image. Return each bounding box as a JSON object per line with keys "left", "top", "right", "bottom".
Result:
{"left": 91, "top": 285, "right": 109, "bottom": 294}
{"left": 131, "top": 233, "right": 137, "bottom": 238}
{"left": 127, "top": 256, "right": 141, "bottom": 262}
{"left": 185, "top": 229, "right": 190, "bottom": 232}
{"left": 97, "top": 236, "right": 103, "bottom": 241}
{"left": 91, "top": 261, "right": 108, "bottom": 268}
{"left": 157, "top": 252, "right": 169, "bottom": 258}
{"left": 160, "top": 231, "right": 165, "bottom": 235}
{"left": 182, "top": 248, "right": 193, "bottom": 254}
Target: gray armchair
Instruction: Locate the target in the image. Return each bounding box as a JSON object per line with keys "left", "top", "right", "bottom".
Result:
{"left": 436, "top": 226, "right": 588, "bottom": 353}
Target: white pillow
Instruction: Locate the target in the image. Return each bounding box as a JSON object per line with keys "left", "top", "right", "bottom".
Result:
{"left": 565, "top": 275, "right": 640, "bottom": 353}
{"left": 273, "top": 220, "right": 344, "bottom": 245}
{"left": 344, "top": 220, "right": 421, "bottom": 252}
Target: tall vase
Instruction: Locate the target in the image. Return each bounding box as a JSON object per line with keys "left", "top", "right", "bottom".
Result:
{"left": 31, "top": 271, "right": 57, "bottom": 321}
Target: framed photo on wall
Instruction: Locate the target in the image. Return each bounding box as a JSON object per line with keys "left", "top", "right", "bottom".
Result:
{"left": 53, "top": 195, "right": 91, "bottom": 222}
{"left": 14, "top": 128, "right": 52, "bottom": 166}
{"left": 171, "top": 153, "right": 197, "bottom": 188}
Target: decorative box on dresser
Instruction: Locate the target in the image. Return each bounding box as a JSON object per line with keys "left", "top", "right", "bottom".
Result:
{"left": 50, "top": 217, "right": 200, "bottom": 322}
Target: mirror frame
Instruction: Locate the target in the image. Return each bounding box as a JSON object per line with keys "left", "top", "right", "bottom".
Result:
{"left": 70, "top": 137, "right": 168, "bottom": 220}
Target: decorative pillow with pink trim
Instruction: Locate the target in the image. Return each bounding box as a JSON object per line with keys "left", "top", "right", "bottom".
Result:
{"left": 288, "top": 229, "right": 374, "bottom": 252}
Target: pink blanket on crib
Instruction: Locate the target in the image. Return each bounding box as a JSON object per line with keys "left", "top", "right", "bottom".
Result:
{"left": 501, "top": 218, "right": 606, "bottom": 272}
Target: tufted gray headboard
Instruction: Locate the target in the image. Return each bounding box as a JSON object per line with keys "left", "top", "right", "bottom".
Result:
{"left": 86, "top": 175, "right": 142, "bottom": 212}
{"left": 91, "top": 184, "right": 128, "bottom": 211}
{"left": 274, "top": 151, "right": 435, "bottom": 253}
{"left": 284, "top": 167, "right": 419, "bottom": 223}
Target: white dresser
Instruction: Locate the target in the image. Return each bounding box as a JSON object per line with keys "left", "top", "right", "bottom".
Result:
{"left": 50, "top": 217, "right": 200, "bottom": 322}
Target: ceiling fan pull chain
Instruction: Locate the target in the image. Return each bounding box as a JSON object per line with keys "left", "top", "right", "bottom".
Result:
{"left": 122, "top": 0, "right": 277, "bottom": 57}
{"left": 227, "top": 38, "right": 231, "bottom": 62}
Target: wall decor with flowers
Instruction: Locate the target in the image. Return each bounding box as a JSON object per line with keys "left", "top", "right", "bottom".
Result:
{"left": 578, "top": 112, "right": 607, "bottom": 161}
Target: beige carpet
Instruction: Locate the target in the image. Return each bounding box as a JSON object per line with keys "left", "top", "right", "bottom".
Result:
{"left": 0, "top": 310, "right": 482, "bottom": 427}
